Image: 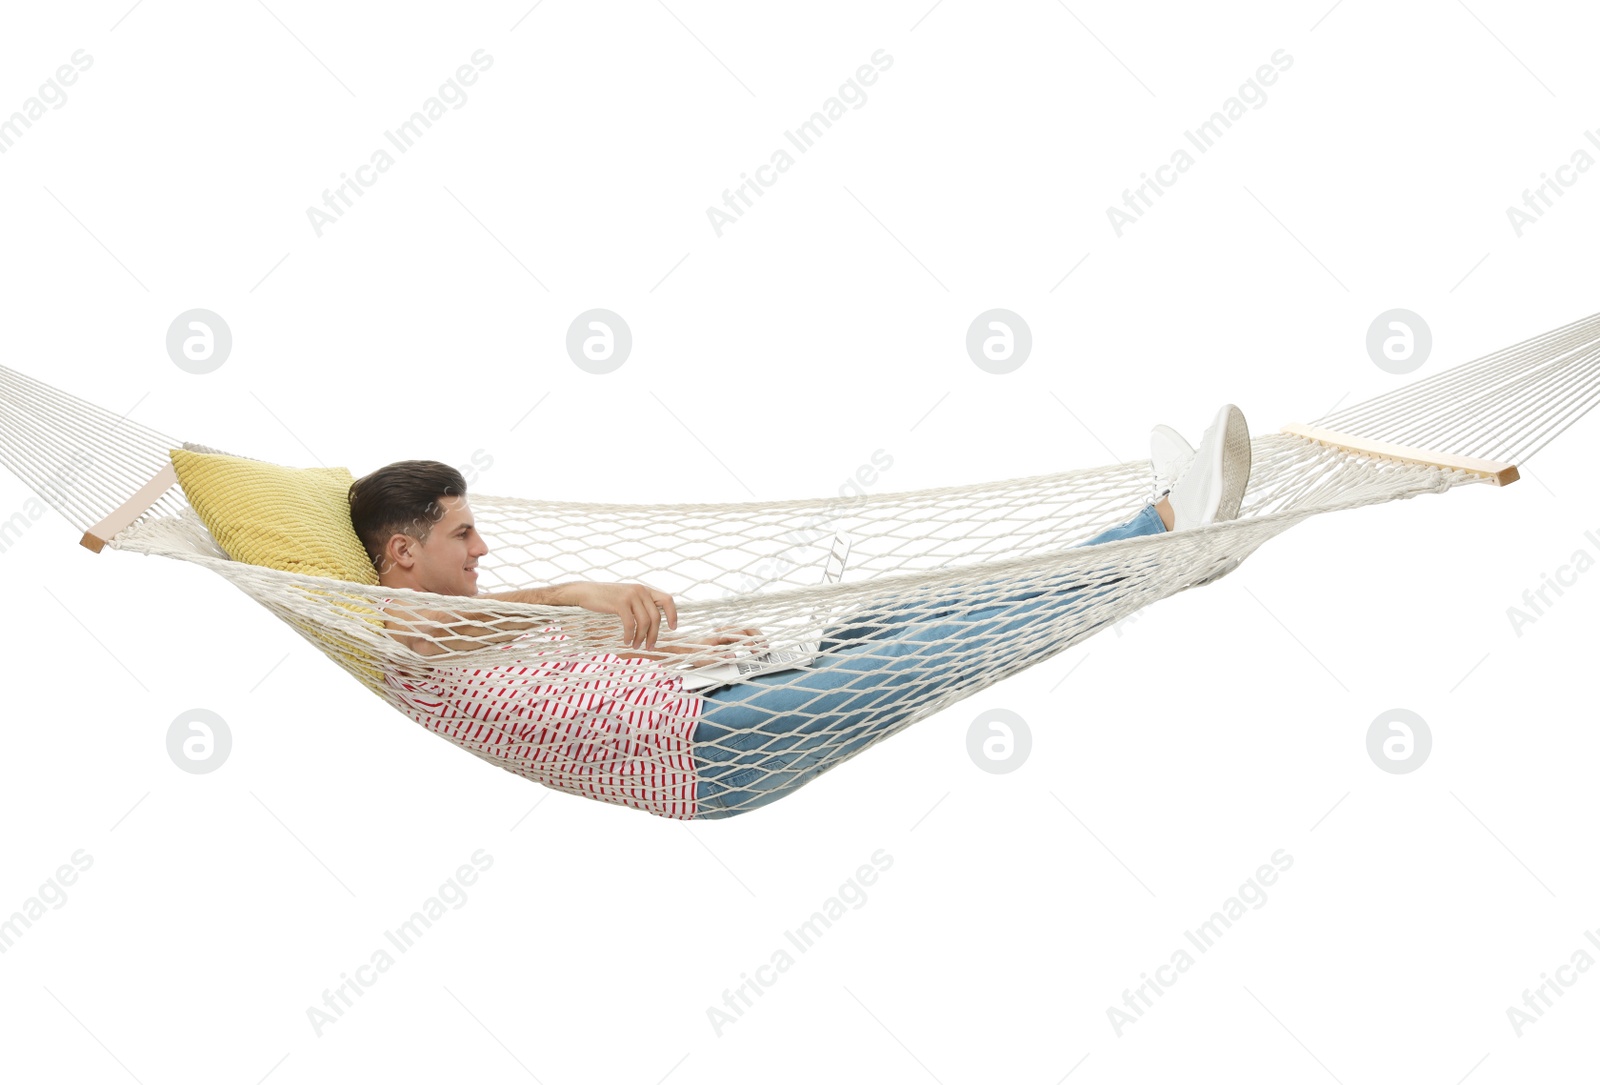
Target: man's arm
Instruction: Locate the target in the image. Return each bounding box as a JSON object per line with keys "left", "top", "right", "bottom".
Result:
{"left": 495, "top": 581, "right": 681, "bottom": 650}
{"left": 479, "top": 586, "right": 577, "bottom": 607}
{"left": 391, "top": 581, "right": 683, "bottom": 658}
{"left": 477, "top": 589, "right": 766, "bottom": 667}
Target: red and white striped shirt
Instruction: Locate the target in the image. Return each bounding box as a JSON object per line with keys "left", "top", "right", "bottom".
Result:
{"left": 380, "top": 601, "right": 705, "bottom": 819}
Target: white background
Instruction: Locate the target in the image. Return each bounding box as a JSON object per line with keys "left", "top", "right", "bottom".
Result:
{"left": 2, "top": 1, "right": 1598, "bottom": 1081}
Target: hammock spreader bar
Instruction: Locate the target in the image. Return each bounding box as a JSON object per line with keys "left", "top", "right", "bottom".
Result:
{"left": 80, "top": 461, "right": 178, "bottom": 553}
{"left": 1278, "top": 423, "right": 1520, "bottom": 487}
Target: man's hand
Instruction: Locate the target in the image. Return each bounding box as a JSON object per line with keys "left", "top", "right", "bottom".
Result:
{"left": 559, "top": 581, "right": 680, "bottom": 650}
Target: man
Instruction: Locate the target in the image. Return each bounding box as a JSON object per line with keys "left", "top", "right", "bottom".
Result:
{"left": 351, "top": 404, "right": 1251, "bottom": 819}
{"left": 351, "top": 463, "right": 758, "bottom": 663}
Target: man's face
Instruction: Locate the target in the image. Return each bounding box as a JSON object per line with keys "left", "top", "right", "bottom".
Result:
{"left": 399, "top": 494, "right": 489, "bottom": 596}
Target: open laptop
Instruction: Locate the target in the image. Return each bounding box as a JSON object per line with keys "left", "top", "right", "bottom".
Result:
{"left": 670, "top": 533, "right": 852, "bottom": 692}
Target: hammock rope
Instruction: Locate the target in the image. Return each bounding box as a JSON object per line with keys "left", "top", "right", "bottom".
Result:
{"left": 3, "top": 313, "right": 1597, "bottom": 820}
{"left": 1311, "top": 309, "right": 1600, "bottom": 463}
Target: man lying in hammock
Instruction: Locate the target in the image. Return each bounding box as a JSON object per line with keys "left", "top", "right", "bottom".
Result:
{"left": 355, "top": 404, "right": 1251, "bottom": 820}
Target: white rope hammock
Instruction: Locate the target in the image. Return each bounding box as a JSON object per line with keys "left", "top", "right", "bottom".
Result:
{"left": 4, "top": 312, "right": 1598, "bottom": 820}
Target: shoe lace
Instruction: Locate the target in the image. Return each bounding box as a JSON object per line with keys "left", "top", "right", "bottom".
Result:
{"left": 1150, "top": 450, "right": 1194, "bottom": 504}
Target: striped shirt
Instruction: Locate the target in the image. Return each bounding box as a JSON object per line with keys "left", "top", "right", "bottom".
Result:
{"left": 379, "top": 601, "right": 705, "bottom": 819}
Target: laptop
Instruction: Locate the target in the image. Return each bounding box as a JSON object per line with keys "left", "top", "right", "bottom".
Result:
{"left": 670, "top": 533, "right": 852, "bottom": 692}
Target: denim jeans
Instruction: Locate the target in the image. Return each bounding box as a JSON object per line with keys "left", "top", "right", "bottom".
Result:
{"left": 691, "top": 502, "right": 1167, "bottom": 818}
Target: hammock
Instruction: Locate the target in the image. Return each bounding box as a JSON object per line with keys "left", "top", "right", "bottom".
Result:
{"left": 4, "top": 312, "right": 1598, "bottom": 820}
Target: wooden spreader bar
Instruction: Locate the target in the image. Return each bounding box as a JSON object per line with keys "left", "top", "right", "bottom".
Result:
{"left": 1281, "top": 423, "right": 1519, "bottom": 486}
{"left": 80, "top": 462, "right": 178, "bottom": 553}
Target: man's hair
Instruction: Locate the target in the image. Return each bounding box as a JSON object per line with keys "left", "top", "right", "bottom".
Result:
{"left": 348, "top": 460, "right": 468, "bottom": 574}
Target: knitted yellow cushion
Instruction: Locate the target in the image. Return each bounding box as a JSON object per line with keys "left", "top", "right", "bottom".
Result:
{"left": 168, "top": 447, "right": 392, "bottom": 690}
{"left": 168, "top": 448, "right": 378, "bottom": 585}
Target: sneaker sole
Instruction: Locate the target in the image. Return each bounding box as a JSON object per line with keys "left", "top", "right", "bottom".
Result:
{"left": 1214, "top": 405, "right": 1251, "bottom": 521}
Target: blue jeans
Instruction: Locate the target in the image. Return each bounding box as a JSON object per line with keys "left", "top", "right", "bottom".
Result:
{"left": 691, "top": 503, "right": 1167, "bottom": 818}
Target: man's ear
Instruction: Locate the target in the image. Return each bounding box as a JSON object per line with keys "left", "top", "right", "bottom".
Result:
{"left": 381, "top": 532, "right": 419, "bottom": 575}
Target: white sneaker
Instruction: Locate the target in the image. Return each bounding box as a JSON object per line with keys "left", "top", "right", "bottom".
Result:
{"left": 1166, "top": 404, "right": 1251, "bottom": 531}
{"left": 1149, "top": 424, "right": 1195, "bottom": 504}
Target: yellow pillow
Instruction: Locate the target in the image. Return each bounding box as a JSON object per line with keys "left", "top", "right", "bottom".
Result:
{"left": 168, "top": 448, "right": 377, "bottom": 584}
{"left": 169, "top": 448, "right": 392, "bottom": 690}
